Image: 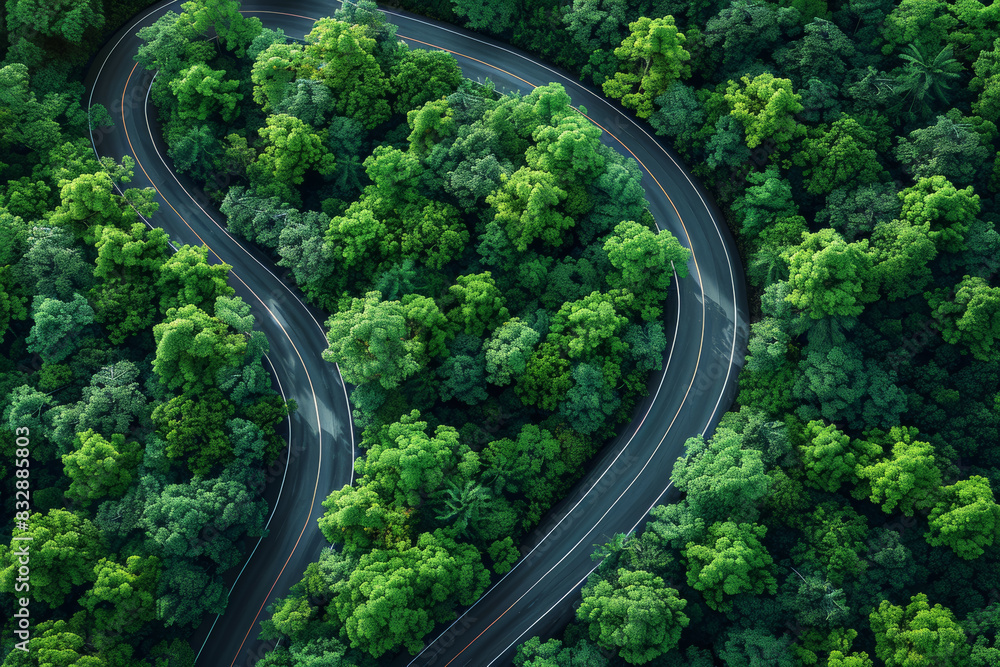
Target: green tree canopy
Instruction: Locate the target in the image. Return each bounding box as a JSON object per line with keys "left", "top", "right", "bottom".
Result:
{"left": 925, "top": 476, "right": 1000, "bottom": 559}
{"left": 870, "top": 594, "right": 970, "bottom": 667}
{"left": 602, "top": 16, "right": 691, "bottom": 118}
{"left": 926, "top": 275, "right": 1000, "bottom": 362}
{"left": 684, "top": 521, "right": 777, "bottom": 611}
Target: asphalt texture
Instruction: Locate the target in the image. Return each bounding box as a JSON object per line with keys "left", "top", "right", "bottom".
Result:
{"left": 84, "top": 3, "right": 749, "bottom": 665}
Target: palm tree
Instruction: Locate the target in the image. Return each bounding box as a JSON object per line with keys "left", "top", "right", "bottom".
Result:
{"left": 434, "top": 479, "right": 491, "bottom": 538}
{"left": 895, "top": 42, "right": 964, "bottom": 118}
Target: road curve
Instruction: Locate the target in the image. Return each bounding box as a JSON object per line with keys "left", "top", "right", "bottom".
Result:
{"left": 86, "top": 3, "right": 748, "bottom": 666}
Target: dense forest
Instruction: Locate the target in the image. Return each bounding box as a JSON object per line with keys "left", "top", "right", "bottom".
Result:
{"left": 406, "top": 0, "right": 1000, "bottom": 665}
{"left": 132, "top": 1, "right": 692, "bottom": 663}
{"left": 0, "top": 0, "right": 296, "bottom": 665}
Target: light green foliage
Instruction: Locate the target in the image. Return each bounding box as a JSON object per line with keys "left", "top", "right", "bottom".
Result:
{"left": 82, "top": 555, "right": 160, "bottom": 634}
{"left": 392, "top": 49, "right": 463, "bottom": 115}
{"left": 446, "top": 272, "right": 509, "bottom": 339}
{"left": 602, "top": 16, "right": 691, "bottom": 118}
{"left": 794, "top": 114, "right": 883, "bottom": 195}
{"left": 487, "top": 167, "right": 572, "bottom": 251}
{"left": 577, "top": 569, "right": 689, "bottom": 664}
{"left": 251, "top": 42, "right": 303, "bottom": 112}
{"left": 604, "top": 220, "right": 690, "bottom": 320}
{"left": 26, "top": 293, "right": 94, "bottom": 363}
{"left": 870, "top": 594, "right": 970, "bottom": 666}
{"left": 798, "top": 420, "right": 868, "bottom": 493}
{"left": 683, "top": 521, "right": 776, "bottom": 611}
{"left": 153, "top": 303, "right": 248, "bottom": 392}
{"left": 6, "top": 0, "right": 104, "bottom": 43}
{"left": 332, "top": 529, "right": 490, "bottom": 657}
{"left": 881, "top": 0, "right": 956, "bottom": 56}
{"left": 319, "top": 483, "right": 413, "bottom": 554}
{"left": 897, "top": 175, "right": 979, "bottom": 253}
{"left": 155, "top": 244, "right": 234, "bottom": 314}
{"left": 355, "top": 410, "right": 469, "bottom": 507}
{"left": 168, "top": 63, "right": 243, "bottom": 122}
{"left": 322, "top": 291, "right": 424, "bottom": 389}
{"left": 152, "top": 388, "right": 234, "bottom": 476}
{"left": 785, "top": 229, "right": 876, "bottom": 319}
{"left": 301, "top": 18, "right": 393, "bottom": 128}
{"left": 971, "top": 38, "right": 1000, "bottom": 122}
{"left": 672, "top": 428, "right": 771, "bottom": 523}
{"left": 724, "top": 73, "right": 804, "bottom": 152}
{"left": 407, "top": 98, "right": 457, "bottom": 157}
{"left": 514, "top": 636, "right": 609, "bottom": 667}
{"left": 731, "top": 166, "right": 800, "bottom": 241}
{"left": 527, "top": 112, "right": 606, "bottom": 184}
{"left": 484, "top": 318, "right": 541, "bottom": 386}
{"left": 856, "top": 426, "right": 942, "bottom": 515}
{"left": 870, "top": 218, "right": 938, "bottom": 301}
{"left": 925, "top": 476, "right": 1000, "bottom": 559}
{"left": 254, "top": 113, "right": 336, "bottom": 187}
{"left": 62, "top": 429, "right": 141, "bottom": 505}
{"left": 927, "top": 275, "right": 1000, "bottom": 361}
{"left": 0, "top": 509, "right": 105, "bottom": 608}
{"left": 180, "top": 0, "right": 263, "bottom": 57}
{"left": 549, "top": 291, "right": 628, "bottom": 361}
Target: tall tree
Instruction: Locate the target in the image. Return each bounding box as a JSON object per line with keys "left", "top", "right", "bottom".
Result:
{"left": 602, "top": 16, "right": 691, "bottom": 119}
{"left": 870, "top": 594, "right": 970, "bottom": 667}
{"left": 925, "top": 476, "right": 1000, "bottom": 560}
{"left": 684, "top": 521, "right": 777, "bottom": 611}
{"left": 926, "top": 275, "right": 1000, "bottom": 362}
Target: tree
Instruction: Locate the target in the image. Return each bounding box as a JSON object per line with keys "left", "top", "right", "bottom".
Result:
{"left": 794, "top": 114, "right": 884, "bottom": 195}
{"left": 323, "top": 291, "right": 425, "bottom": 389}
{"left": 392, "top": 49, "right": 463, "bottom": 114}
{"left": 724, "top": 73, "right": 804, "bottom": 154}
{"left": 925, "top": 476, "right": 1000, "bottom": 559}
{"left": 0, "top": 509, "right": 105, "bottom": 608}
{"left": 152, "top": 388, "right": 235, "bottom": 476}
{"left": 82, "top": 555, "right": 160, "bottom": 634}
{"left": 731, "top": 166, "right": 800, "bottom": 241}
{"left": 155, "top": 244, "right": 233, "bottom": 315}
{"left": 856, "top": 427, "right": 942, "bottom": 515}
{"left": 301, "top": 18, "right": 393, "bottom": 128}
{"left": 894, "top": 42, "right": 964, "bottom": 119}
{"left": 62, "top": 429, "right": 141, "bottom": 506}
{"left": 558, "top": 363, "right": 620, "bottom": 435}
{"left": 562, "top": 0, "right": 629, "bottom": 54}
{"left": 895, "top": 115, "right": 991, "bottom": 188}
{"left": 514, "top": 637, "right": 610, "bottom": 667}
{"left": 437, "top": 353, "right": 489, "bottom": 405}
{"left": 487, "top": 168, "right": 572, "bottom": 251}
{"left": 784, "top": 229, "right": 876, "bottom": 320}
{"left": 484, "top": 318, "right": 540, "bottom": 386}
{"left": 604, "top": 220, "right": 690, "bottom": 320}
{"left": 19, "top": 226, "right": 91, "bottom": 302}
{"left": 141, "top": 476, "right": 266, "bottom": 572}
{"left": 445, "top": 272, "right": 509, "bottom": 339}
{"left": 250, "top": 41, "right": 303, "bottom": 112}
{"left": 777, "top": 19, "right": 855, "bottom": 87}
{"left": 356, "top": 410, "right": 470, "bottom": 507}
{"left": 450, "top": 0, "right": 516, "bottom": 32}
{"left": 252, "top": 113, "right": 336, "bottom": 189}
{"left": 798, "top": 420, "right": 869, "bottom": 493}
{"left": 527, "top": 112, "right": 606, "bottom": 185}
{"left": 331, "top": 529, "right": 490, "bottom": 657}
{"left": 603, "top": 16, "right": 691, "bottom": 119}
{"left": 897, "top": 175, "right": 979, "bottom": 253}
{"left": 5, "top": 0, "right": 104, "bottom": 43}
{"left": 718, "top": 628, "right": 797, "bottom": 667}
{"left": 971, "top": 37, "right": 1000, "bottom": 122}
{"left": 577, "top": 569, "right": 689, "bottom": 664}
{"left": 26, "top": 293, "right": 94, "bottom": 363}
{"left": 870, "top": 594, "right": 970, "bottom": 666}
{"left": 672, "top": 428, "right": 771, "bottom": 523}
{"left": 705, "top": 0, "right": 782, "bottom": 74}
{"left": 793, "top": 502, "right": 869, "bottom": 586}
{"left": 684, "top": 521, "right": 776, "bottom": 611}
{"left": 168, "top": 63, "right": 243, "bottom": 122}
{"left": 179, "top": 0, "right": 263, "bottom": 57}
{"left": 927, "top": 275, "right": 1000, "bottom": 362}
{"left": 153, "top": 303, "right": 247, "bottom": 392}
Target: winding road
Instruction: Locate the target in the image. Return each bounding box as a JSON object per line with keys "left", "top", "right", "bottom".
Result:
{"left": 85, "top": 3, "right": 748, "bottom": 666}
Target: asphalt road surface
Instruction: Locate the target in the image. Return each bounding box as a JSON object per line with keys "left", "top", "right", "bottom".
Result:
{"left": 85, "top": 3, "right": 748, "bottom": 665}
